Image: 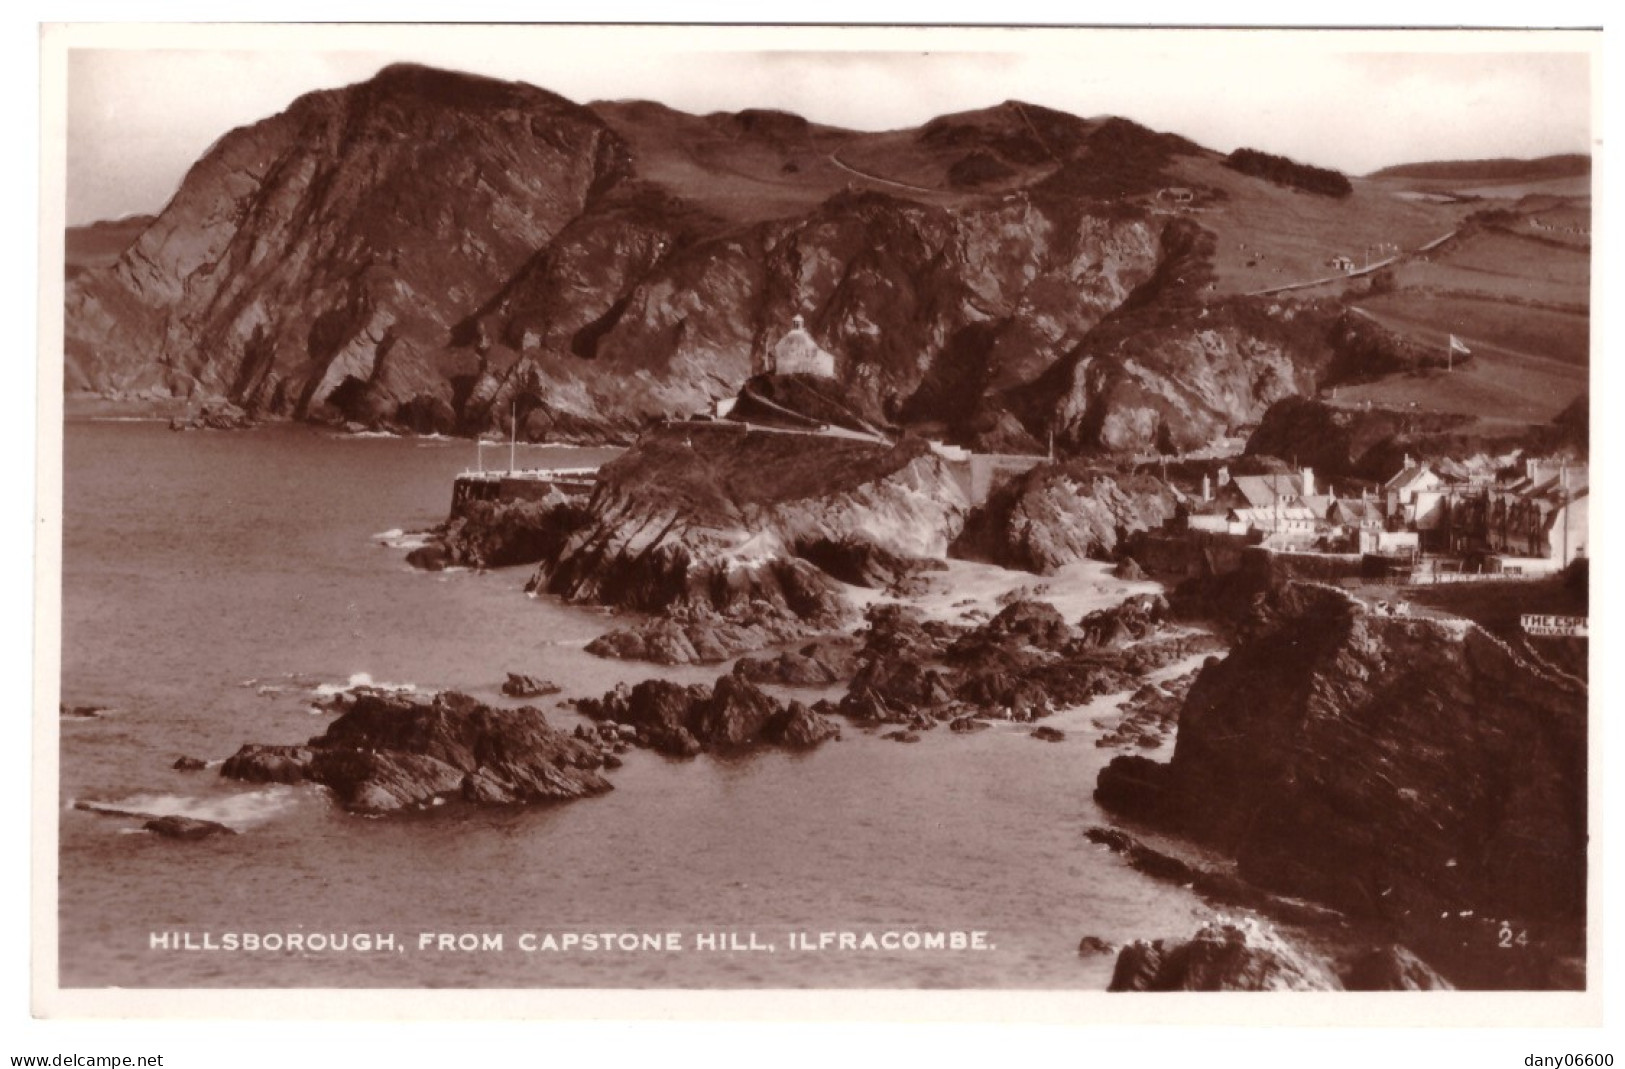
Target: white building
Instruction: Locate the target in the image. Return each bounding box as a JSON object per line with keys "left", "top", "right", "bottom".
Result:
{"left": 769, "top": 315, "right": 838, "bottom": 378}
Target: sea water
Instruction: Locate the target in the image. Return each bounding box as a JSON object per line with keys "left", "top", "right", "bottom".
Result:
{"left": 56, "top": 420, "right": 1212, "bottom": 988}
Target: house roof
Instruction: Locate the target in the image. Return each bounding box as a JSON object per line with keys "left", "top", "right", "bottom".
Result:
{"left": 1383, "top": 465, "right": 1441, "bottom": 494}
{"left": 1332, "top": 499, "right": 1382, "bottom": 524}
{"left": 1230, "top": 474, "right": 1305, "bottom": 509}
{"left": 1300, "top": 494, "right": 1335, "bottom": 520}
{"left": 1234, "top": 505, "right": 1317, "bottom": 526}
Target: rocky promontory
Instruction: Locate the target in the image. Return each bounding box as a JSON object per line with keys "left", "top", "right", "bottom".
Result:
{"left": 1095, "top": 580, "right": 1587, "bottom": 986}
{"left": 529, "top": 424, "right": 969, "bottom": 663}
{"left": 408, "top": 497, "right": 587, "bottom": 571}
{"left": 221, "top": 689, "right": 613, "bottom": 813}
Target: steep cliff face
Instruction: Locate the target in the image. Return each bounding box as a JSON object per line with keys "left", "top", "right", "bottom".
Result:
{"left": 66, "top": 64, "right": 629, "bottom": 418}
{"left": 951, "top": 461, "right": 1177, "bottom": 573}
{"left": 62, "top": 64, "right": 1282, "bottom": 446}
{"left": 1028, "top": 291, "right": 1335, "bottom": 455}
{"left": 456, "top": 191, "right": 1163, "bottom": 440}
{"left": 1098, "top": 582, "right": 1587, "bottom": 928}
{"left": 66, "top": 64, "right": 1395, "bottom": 451}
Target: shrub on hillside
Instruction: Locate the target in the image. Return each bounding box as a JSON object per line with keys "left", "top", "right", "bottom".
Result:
{"left": 1225, "top": 147, "right": 1353, "bottom": 198}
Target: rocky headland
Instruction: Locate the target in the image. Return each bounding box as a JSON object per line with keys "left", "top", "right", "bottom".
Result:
{"left": 527, "top": 423, "right": 969, "bottom": 663}
{"left": 66, "top": 64, "right": 1387, "bottom": 456}
{"left": 1095, "top": 579, "right": 1587, "bottom": 988}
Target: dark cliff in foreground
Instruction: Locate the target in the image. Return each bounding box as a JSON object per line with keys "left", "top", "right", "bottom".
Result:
{"left": 66, "top": 64, "right": 1374, "bottom": 453}
{"left": 1097, "top": 580, "right": 1587, "bottom": 987}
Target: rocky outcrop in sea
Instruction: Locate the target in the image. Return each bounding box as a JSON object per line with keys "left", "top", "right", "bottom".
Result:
{"left": 221, "top": 690, "right": 613, "bottom": 813}
{"left": 1109, "top": 918, "right": 1344, "bottom": 992}
{"left": 836, "top": 596, "right": 1218, "bottom": 729}
{"left": 575, "top": 673, "right": 841, "bottom": 758}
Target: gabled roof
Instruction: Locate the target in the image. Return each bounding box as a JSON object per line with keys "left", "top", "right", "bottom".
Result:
{"left": 1383, "top": 464, "right": 1442, "bottom": 494}
{"left": 1300, "top": 494, "right": 1335, "bottom": 520}
{"left": 1233, "top": 505, "right": 1317, "bottom": 527}
{"left": 1230, "top": 474, "right": 1305, "bottom": 509}
{"left": 1331, "top": 499, "right": 1382, "bottom": 525}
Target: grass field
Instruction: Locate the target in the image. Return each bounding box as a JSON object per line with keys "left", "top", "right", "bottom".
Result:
{"left": 1385, "top": 229, "right": 1589, "bottom": 307}
{"left": 1357, "top": 292, "right": 1588, "bottom": 367}
{"left": 1170, "top": 157, "right": 1475, "bottom": 297}
{"left": 590, "top": 99, "right": 999, "bottom": 225}
{"left": 1368, "top": 173, "right": 1591, "bottom": 201}
{"left": 560, "top": 100, "right": 1593, "bottom": 439}
{"left": 1328, "top": 299, "right": 1586, "bottom": 425}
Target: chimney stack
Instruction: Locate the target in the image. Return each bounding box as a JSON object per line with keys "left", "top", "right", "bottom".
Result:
{"left": 1201, "top": 474, "right": 1212, "bottom": 502}
{"left": 1217, "top": 465, "right": 1230, "bottom": 487}
{"left": 1302, "top": 467, "right": 1315, "bottom": 499}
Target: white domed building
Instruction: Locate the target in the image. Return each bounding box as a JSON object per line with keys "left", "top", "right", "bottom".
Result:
{"left": 769, "top": 315, "right": 838, "bottom": 378}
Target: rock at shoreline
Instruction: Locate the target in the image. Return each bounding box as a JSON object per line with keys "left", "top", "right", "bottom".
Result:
{"left": 75, "top": 802, "right": 237, "bottom": 841}
{"left": 1077, "top": 935, "right": 1117, "bottom": 957}
{"left": 1109, "top": 919, "right": 1344, "bottom": 992}
{"left": 144, "top": 815, "right": 237, "bottom": 840}
{"left": 406, "top": 543, "right": 449, "bottom": 571}
{"left": 733, "top": 636, "right": 860, "bottom": 686}
{"left": 1094, "top": 672, "right": 1196, "bottom": 752}
{"left": 1078, "top": 593, "right": 1168, "bottom": 648}
{"left": 1112, "top": 558, "right": 1147, "bottom": 581}
{"left": 586, "top": 603, "right": 817, "bottom": 666}
{"left": 1031, "top": 726, "right": 1066, "bottom": 742}
{"left": 502, "top": 673, "right": 561, "bottom": 698}
{"left": 168, "top": 402, "right": 255, "bottom": 432}
{"left": 576, "top": 674, "right": 841, "bottom": 758}
{"left": 1342, "top": 945, "right": 1455, "bottom": 991}
{"left": 794, "top": 537, "right": 947, "bottom": 596}
{"left": 171, "top": 756, "right": 208, "bottom": 772}
{"left": 828, "top": 595, "right": 1212, "bottom": 731}
{"left": 61, "top": 704, "right": 107, "bottom": 719}
{"left": 1084, "top": 825, "right": 1341, "bottom": 928}
{"left": 222, "top": 690, "right": 612, "bottom": 813}
{"left": 763, "top": 700, "right": 843, "bottom": 749}
{"left": 1096, "top": 580, "right": 1588, "bottom": 933}
{"left": 951, "top": 462, "right": 1177, "bottom": 574}
{"left": 411, "top": 499, "right": 587, "bottom": 572}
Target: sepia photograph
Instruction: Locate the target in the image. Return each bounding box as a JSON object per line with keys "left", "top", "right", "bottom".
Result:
{"left": 31, "top": 18, "right": 1603, "bottom": 1035}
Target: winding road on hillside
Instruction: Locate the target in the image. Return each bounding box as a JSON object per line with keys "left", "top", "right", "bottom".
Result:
{"left": 825, "top": 151, "right": 947, "bottom": 195}
{"left": 1246, "top": 228, "right": 1460, "bottom": 297}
